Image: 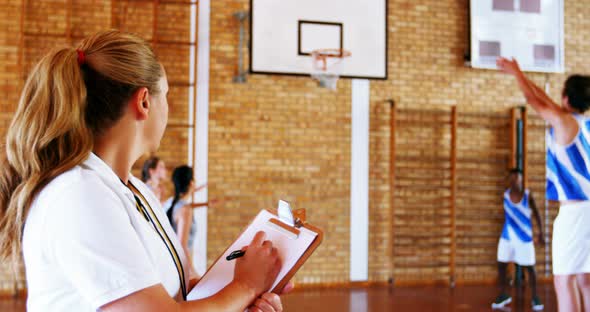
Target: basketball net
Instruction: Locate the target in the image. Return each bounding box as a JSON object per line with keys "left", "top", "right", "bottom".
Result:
{"left": 310, "top": 49, "right": 351, "bottom": 90}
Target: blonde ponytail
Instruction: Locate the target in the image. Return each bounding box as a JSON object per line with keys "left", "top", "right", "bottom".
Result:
{"left": 0, "top": 30, "right": 162, "bottom": 269}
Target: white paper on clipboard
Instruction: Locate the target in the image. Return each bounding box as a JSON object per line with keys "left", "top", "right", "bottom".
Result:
{"left": 187, "top": 209, "right": 318, "bottom": 300}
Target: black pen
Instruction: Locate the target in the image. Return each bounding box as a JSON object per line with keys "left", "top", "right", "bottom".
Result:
{"left": 226, "top": 250, "right": 245, "bottom": 261}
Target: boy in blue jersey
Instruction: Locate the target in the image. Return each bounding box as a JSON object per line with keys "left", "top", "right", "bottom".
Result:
{"left": 498, "top": 58, "right": 590, "bottom": 311}
{"left": 493, "top": 168, "right": 545, "bottom": 310}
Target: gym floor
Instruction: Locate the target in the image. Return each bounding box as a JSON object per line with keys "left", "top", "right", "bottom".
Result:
{"left": 0, "top": 284, "right": 557, "bottom": 311}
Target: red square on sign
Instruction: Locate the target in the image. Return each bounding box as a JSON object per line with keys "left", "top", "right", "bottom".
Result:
{"left": 493, "top": 0, "right": 514, "bottom": 11}
{"left": 521, "top": 0, "right": 541, "bottom": 13}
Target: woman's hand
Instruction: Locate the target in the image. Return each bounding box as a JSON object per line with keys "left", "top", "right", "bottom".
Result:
{"left": 233, "top": 231, "right": 282, "bottom": 297}
{"left": 280, "top": 282, "right": 294, "bottom": 294}
{"left": 248, "top": 293, "right": 283, "bottom": 312}
{"left": 496, "top": 57, "right": 522, "bottom": 76}
{"left": 195, "top": 183, "right": 207, "bottom": 192}
{"left": 188, "top": 198, "right": 223, "bottom": 209}
{"left": 248, "top": 281, "right": 294, "bottom": 311}
{"left": 208, "top": 198, "right": 222, "bottom": 207}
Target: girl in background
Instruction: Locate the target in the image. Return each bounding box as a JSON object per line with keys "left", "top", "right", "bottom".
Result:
{"left": 141, "top": 156, "right": 168, "bottom": 202}
{"left": 164, "top": 165, "right": 211, "bottom": 278}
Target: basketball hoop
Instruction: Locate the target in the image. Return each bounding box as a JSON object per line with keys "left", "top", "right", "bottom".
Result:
{"left": 310, "top": 49, "right": 351, "bottom": 90}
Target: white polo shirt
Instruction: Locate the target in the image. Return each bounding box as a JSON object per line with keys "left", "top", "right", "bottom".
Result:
{"left": 23, "top": 153, "right": 189, "bottom": 311}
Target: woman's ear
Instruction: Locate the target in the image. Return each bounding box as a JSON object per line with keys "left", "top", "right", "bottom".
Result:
{"left": 130, "top": 87, "right": 150, "bottom": 120}
{"left": 561, "top": 95, "right": 575, "bottom": 112}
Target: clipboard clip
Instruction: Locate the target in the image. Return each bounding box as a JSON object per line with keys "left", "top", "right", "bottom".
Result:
{"left": 267, "top": 205, "right": 307, "bottom": 239}
{"left": 278, "top": 200, "right": 306, "bottom": 228}
{"left": 292, "top": 208, "right": 306, "bottom": 229}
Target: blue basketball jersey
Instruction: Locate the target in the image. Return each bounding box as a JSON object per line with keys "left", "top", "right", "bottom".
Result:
{"left": 547, "top": 114, "right": 590, "bottom": 201}
{"left": 501, "top": 189, "right": 532, "bottom": 242}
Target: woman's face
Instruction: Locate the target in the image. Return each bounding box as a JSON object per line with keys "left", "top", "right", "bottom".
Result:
{"left": 508, "top": 172, "right": 522, "bottom": 189}
{"left": 145, "top": 70, "right": 169, "bottom": 153}
{"left": 155, "top": 160, "right": 167, "bottom": 181}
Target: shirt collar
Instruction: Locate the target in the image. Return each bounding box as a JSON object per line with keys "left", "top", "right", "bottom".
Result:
{"left": 81, "top": 152, "right": 134, "bottom": 197}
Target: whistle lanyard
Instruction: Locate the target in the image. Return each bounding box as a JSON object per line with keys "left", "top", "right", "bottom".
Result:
{"left": 123, "top": 180, "right": 187, "bottom": 300}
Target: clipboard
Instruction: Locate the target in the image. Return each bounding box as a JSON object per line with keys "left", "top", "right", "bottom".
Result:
{"left": 187, "top": 207, "right": 323, "bottom": 300}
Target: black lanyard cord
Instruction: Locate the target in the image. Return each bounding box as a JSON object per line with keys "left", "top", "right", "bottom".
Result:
{"left": 132, "top": 194, "right": 150, "bottom": 222}
{"left": 121, "top": 179, "right": 188, "bottom": 300}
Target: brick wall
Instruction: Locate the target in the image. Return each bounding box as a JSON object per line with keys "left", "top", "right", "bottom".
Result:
{"left": 208, "top": 1, "right": 352, "bottom": 284}
{"left": 208, "top": 0, "right": 590, "bottom": 285}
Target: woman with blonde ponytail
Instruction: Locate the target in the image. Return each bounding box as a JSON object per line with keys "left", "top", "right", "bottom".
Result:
{"left": 0, "top": 30, "right": 285, "bottom": 312}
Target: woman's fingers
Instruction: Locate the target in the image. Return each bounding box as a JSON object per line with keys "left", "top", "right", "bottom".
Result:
{"left": 251, "top": 297, "right": 277, "bottom": 312}
{"left": 261, "top": 293, "right": 283, "bottom": 311}
{"left": 280, "top": 282, "right": 295, "bottom": 294}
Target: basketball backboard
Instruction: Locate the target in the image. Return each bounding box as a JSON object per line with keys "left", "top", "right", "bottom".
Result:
{"left": 250, "top": 0, "right": 388, "bottom": 80}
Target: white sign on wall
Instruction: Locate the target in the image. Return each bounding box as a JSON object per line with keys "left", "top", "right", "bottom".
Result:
{"left": 470, "top": 0, "right": 564, "bottom": 73}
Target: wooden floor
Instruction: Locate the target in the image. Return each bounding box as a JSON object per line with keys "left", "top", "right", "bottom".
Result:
{"left": 283, "top": 284, "right": 557, "bottom": 311}
{"left": 0, "top": 284, "right": 556, "bottom": 311}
